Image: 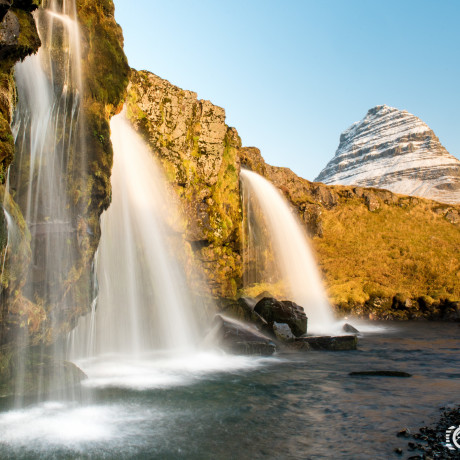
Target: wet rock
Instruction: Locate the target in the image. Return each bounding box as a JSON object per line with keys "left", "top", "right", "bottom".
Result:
{"left": 208, "top": 314, "right": 276, "bottom": 356}
{"left": 406, "top": 405, "right": 460, "bottom": 459}
{"left": 342, "top": 323, "right": 359, "bottom": 334}
{"left": 292, "top": 335, "right": 357, "bottom": 351}
{"left": 393, "top": 447, "right": 403, "bottom": 455}
{"left": 236, "top": 297, "right": 269, "bottom": 330}
{"left": 0, "top": 348, "right": 87, "bottom": 399}
{"left": 273, "top": 322, "right": 295, "bottom": 342}
{"left": 349, "top": 371, "right": 412, "bottom": 377}
{"left": 238, "top": 296, "right": 257, "bottom": 310}
{"left": 397, "top": 428, "right": 411, "bottom": 437}
{"left": 254, "top": 297, "right": 307, "bottom": 337}
{"left": 0, "top": 0, "right": 11, "bottom": 22}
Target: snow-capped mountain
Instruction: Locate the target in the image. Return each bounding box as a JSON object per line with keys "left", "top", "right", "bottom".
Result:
{"left": 315, "top": 105, "right": 460, "bottom": 205}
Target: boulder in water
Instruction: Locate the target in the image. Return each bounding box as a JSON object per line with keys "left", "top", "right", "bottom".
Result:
{"left": 254, "top": 297, "right": 307, "bottom": 337}
{"left": 0, "top": 347, "right": 87, "bottom": 400}
{"left": 237, "top": 297, "right": 269, "bottom": 329}
{"left": 291, "top": 335, "right": 358, "bottom": 351}
{"left": 208, "top": 314, "right": 276, "bottom": 356}
{"left": 343, "top": 323, "right": 359, "bottom": 334}
{"left": 273, "top": 322, "right": 295, "bottom": 342}
{"left": 349, "top": 371, "right": 412, "bottom": 377}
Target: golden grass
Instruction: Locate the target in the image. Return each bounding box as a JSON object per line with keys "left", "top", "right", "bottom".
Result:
{"left": 314, "top": 198, "right": 460, "bottom": 305}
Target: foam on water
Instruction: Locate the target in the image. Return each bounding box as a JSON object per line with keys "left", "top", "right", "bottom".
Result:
{"left": 77, "top": 351, "right": 280, "bottom": 390}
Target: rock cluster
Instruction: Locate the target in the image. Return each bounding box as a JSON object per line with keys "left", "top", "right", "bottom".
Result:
{"left": 316, "top": 105, "right": 460, "bottom": 205}
{"left": 397, "top": 405, "right": 460, "bottom": 459}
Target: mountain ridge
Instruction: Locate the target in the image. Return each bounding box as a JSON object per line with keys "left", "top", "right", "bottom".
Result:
{"left": 315, "top": 105, "right": 460, "bottom": 205}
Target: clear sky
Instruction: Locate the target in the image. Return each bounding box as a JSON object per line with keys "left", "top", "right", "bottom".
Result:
{"left": 113, "top": 0, "right": 460, "bottom": 181}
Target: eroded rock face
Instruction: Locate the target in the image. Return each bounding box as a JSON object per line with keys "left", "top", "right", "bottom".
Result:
{"left": 315, "top": 105, "right": 460, "bottom": 205}
{"left": 128, "top": 70, "right": 242, "bottom": 298}
{"left": 254, "top": 297, "right": 307, "bottom": 337}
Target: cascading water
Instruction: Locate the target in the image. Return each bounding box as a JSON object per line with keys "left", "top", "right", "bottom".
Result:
{"left": 66, "top": 111, "right": 250, "bottom": 390}
{"left": 4, "top": 0, "right": 88, "bottom": 403}
{"left": 70, "top": 110, "right": 201, "bottom": 360}
{"left": 240, "top": 169, "right": 336, "bottom": 334}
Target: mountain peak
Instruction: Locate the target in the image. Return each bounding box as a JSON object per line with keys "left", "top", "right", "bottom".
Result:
{"left": 316, "top": 106, "right": 460, "bottom": 204}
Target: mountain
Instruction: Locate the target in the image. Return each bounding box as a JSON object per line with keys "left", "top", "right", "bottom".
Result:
{"left": 315, "top": 105, "right": 460, "bottom": 205}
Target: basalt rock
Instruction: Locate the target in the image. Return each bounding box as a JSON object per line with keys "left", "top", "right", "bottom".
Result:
{"left": 254, "top": 297, "right": 307, "bottom": 337}
{"left": 343, "top": 323, "right": 359, "bottom": 334}
{"left": 273, "top": 322, "right": 295, "bottom": 342}
{"left": 209, "top": 314, "right": 276, "bottom": 356}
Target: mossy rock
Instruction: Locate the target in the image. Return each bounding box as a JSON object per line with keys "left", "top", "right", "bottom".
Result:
{"left": 0, "top": 346, "right": 86, "bottom": 399}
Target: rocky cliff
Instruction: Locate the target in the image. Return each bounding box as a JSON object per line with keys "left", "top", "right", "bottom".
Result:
{"left": 127, "top": 70, "right": 242, "bottom": 299}
{"left": 0, "top": 0, "right": 129, "bottom": 349}
{"left": 127, "top": 72, "right": 460, "bottom": 320}
{"left": 315, "top": 105, "right": 460, "bottom": 205}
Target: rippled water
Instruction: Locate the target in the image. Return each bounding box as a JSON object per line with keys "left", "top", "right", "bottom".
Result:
{"left": 0, "top": 321, "right": 458, "bottom": 459}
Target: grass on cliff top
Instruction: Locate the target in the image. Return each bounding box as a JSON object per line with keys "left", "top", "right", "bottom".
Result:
{"left": 314, "top": 199, "right": 460, "bottom": 305}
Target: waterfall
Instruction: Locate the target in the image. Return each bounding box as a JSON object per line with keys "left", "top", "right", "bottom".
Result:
{"left": 4, "top": 0, "right": 88, "bottom": 403}
{"left": 10, "top": 0, "right": 84, "bottom": 314}
{"left": 240, "top": 169, "right": 335, "bottom": 334}
{"left": 70, "top": 110, "right": 201, "bottom": 361}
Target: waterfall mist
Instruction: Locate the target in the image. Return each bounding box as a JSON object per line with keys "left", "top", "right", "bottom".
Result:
{"left": 3, "top": 0, "right": 88, "bottom": 404}
{"left": 70, "top": 111, "right": 202, "bottom": 359}
{"left": 240, "top": 169, "right": 335, "bottom": 334}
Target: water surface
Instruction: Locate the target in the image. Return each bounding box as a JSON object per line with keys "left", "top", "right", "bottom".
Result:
{"left": 0, "top": 321, "right": 458, "bottom": 459}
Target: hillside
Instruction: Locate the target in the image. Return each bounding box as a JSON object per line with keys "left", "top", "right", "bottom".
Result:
{"left": 127, "top": 71, "right": 460, "bottom": 320}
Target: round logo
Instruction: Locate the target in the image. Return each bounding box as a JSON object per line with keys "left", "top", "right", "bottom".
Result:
{"left": 446, "top": 425, "right": 460, "bottom": 451}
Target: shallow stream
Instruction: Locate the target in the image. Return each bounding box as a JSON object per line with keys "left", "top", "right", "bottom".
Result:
{"left": 0, "top": 321, "right": 458, "bottom": 459}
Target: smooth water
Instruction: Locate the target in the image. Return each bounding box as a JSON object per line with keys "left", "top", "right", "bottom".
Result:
{"left": 240, "top": 170, "right": 335, "bottom": 334}
{"left": 70, "top": 111, "right": 202, "bottom": 359}
{"left": 5, "top": 0, "right": 86, "bottom": 405}
{"left": 0, "top": 322, "right": 458, "bottom": 459}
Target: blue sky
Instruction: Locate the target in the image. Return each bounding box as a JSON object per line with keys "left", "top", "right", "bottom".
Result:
{"left": 113, "top": 0, "right": 460, "bottom": 181}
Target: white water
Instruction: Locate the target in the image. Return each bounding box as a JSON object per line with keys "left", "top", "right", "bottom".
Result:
{"left": 10, "top": 0, "right": 84, "bottom": 310}
{"left": 240, "top": 169, "right": 336, "bottom": 334}
{"left": 70, "top": 111, "right": 201, "bottom": 359}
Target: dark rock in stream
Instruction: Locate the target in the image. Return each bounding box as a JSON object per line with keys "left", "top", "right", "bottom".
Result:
{"left": 343, "top": 323, "right": 360, "bottom": 334}
{"left": 254, "top": 297, "right": 307, "bottom": 337}
{"left": 237, "top": 297, "right": 269, "bottom": 330}
{"left": 208, "top": 314, "right": 276, "bottom": 356}
{"left": 291, "top": 335, "right": 358, "bottom": 351}
{"left": 273, "top": 322, "right": 295, "bottom": 342}
{"left": 349, "top": 370, "right": 412, "bottom": 377}
{"left": 348, "top": 371, "right": 412, "bottom": 377}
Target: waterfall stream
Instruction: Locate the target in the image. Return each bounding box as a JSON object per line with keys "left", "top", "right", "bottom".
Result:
{"left": 70, "top": 110, "right": 201, "bottom": 359}
{"left": 240, "top": 169, "right": 336, "bottom": 334}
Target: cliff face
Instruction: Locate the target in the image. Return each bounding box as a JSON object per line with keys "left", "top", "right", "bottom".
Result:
{"left": 315, "top": 105, "right": 460, "bottom": 205}
{"left": 0, "top": 0, "right": 41, "bottom": 180}
{"left": 127, "top": 70, "right": 242, "bottom": 298}
{"left": 0, "top": 0, "right": 129, "bottom": 348}
{"left": 127, "top": 73, "right": 460, "bottom": 319}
